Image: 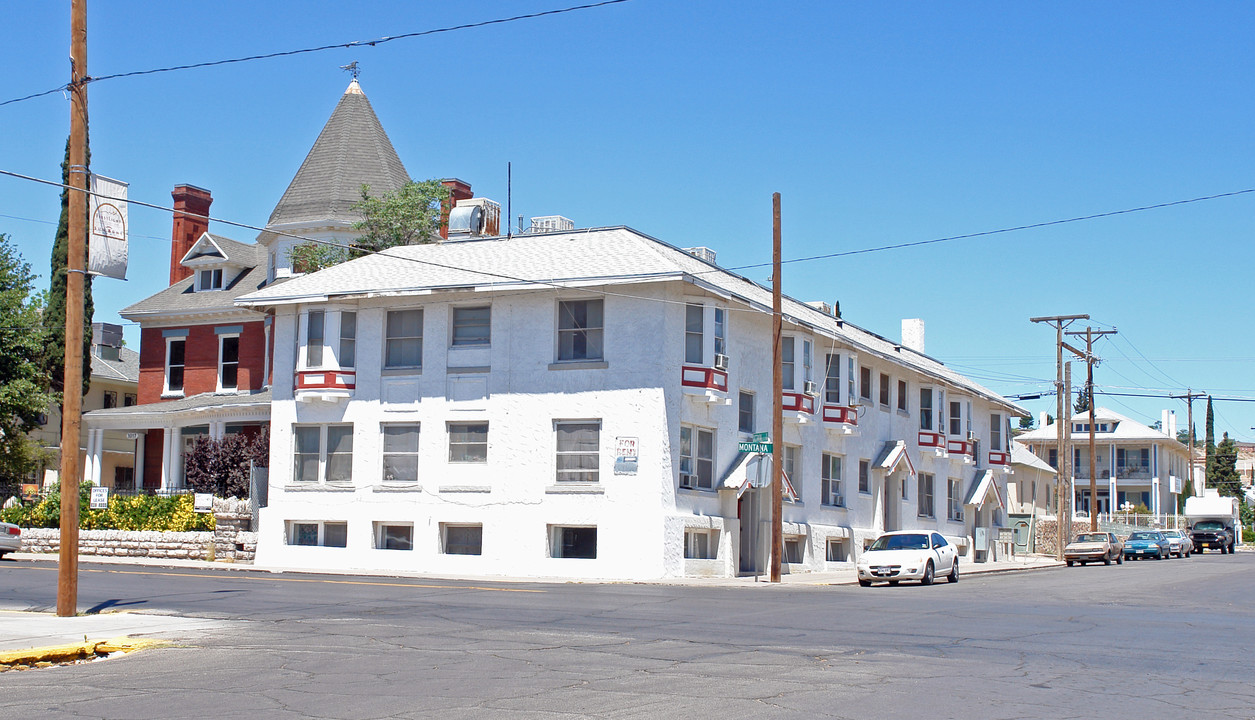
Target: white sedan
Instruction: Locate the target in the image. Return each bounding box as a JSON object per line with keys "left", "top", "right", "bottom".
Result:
{"left": 857, "top": 530, "right": 959, "bottom": 586}
{"left": 0, "top": 521, "right": 20, "bottom": 558}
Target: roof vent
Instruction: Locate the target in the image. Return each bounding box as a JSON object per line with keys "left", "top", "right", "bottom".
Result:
{"left": 528, "top": 215, "right": 574, "bottom": 233}
{"left": 684, "top": 247, "right": 716, "bottom": 264}
{"left": 448, "top": 198, "right": 502, "bottom": 239}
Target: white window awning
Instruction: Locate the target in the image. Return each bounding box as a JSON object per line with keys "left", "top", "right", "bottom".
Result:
{"left": 874, "top": 440, "right": 916, "bottom": 478}
{"left": 965, "top": 469, "right": 1005, "bottom": 509}
{"left": 720, "top": 453, "right": 798, "bottom": 501}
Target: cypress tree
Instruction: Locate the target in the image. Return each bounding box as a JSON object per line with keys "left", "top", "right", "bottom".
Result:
{"left": 43, "top": 136, "right": 93, "bottom": 401}
{"left": 1204, "top": 396, "right": 1216, "bottom": 488}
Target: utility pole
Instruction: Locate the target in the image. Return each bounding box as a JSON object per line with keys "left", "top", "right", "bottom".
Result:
{"left": 1170, "top": 389, "right": 1205, "bottom": 502}
{"left": 1064, "top": 361, "right": 1072, "bottom": 546}
{"left": 1065, "top": 326, "right": 1117, "bottom": 531}
{"left": 769, "top": 193, "right": 783, "bottom": 584}
{"left": 1030, "top": 314, "right": 1087, "bottom": 559}
{"left": 59, "top": 0, "right": 88, "bottom": 617}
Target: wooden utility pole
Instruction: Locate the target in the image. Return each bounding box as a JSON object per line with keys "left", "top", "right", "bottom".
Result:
{"left": 1063, "top": 361, "right": 1072, "bottom": 546}
{"left": 770, "top": 193, "right": 783, "bottom": 583}
{"left": 58, "top": 0, "right": 89, "bottom": 617}
{"left": 1029, "top": 314, "right": 1087, "bottom": 559}
{"left": 1066, "top": 326, "right": 1117, "bottom": 531}
{"left": 1171, "top": 389, "right": 1205, "bottom": 501}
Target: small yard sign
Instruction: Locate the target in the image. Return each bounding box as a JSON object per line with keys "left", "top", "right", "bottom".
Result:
{"left": 194, "top": 493, "right": 214, "bottom": 513}
{"left": 89, "top": 486, "right": 109, "bottom": 510}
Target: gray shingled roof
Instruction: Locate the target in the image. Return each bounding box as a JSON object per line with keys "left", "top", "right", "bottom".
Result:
{"left": 236, "top": 227, "right": 1025, "bottom": 414}
{"left": 91, "top": 346, "right": 139, "bottom": 384}
{"left": 121, "top": 241, "right": 266, "bottom": 318}
{"left": 183, "top": 233, "right": 257, "bottom": 265}
{"left": 266, "top": 80, "right": 410, "bottom": 228}
{"left": 86, "top": 388, "right": 272, "bottom": 419}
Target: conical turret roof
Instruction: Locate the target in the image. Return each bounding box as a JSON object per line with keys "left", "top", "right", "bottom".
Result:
{"left": 266, "top": 80, "right": 410, "bottom": 228}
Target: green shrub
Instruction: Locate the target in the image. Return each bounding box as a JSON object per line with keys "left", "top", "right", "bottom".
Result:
{"left": 0, "top": 483, "right": 213, "bottom": 531}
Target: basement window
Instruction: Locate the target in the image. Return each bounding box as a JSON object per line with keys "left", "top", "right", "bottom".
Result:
{"left": 551, "top": 525, "right": 597, "bottom": 559}
{"left": 288, "top": 521, "right": 347, "bottom": 548}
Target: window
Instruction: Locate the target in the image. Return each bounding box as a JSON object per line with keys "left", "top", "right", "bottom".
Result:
{"left": 289, "top": 521, "right": 347, "bottom": 548}
{"left": 897, "top": 380, "right": 907, "bottom": 412}
{"left": 826, "top": 538, "right": 849, "bottom": 562}
{"left": 918, "top": 473, "right": 935, "bottom": 517}
{"left": 443, "top": 524, "right": 483, "bottom": 555}
{"left": 452, "top": 306, "right": 491, "bottom": 346}
{"left": 293, "top": 424, "right": 354, "bottom": 484}
{"left": 879, "top": 373, "right": 891, "bottom": 407}
{"left": 679, "top": 425, "right": 714, "bottom": 489}
{"left": 103, "top": 391, "right": 117, "bottom": 409}
{"left": 783, "top": 536, "right": 803, "bottom": 564}
{"left": 381, "top": 423, "right": 419, "bottom": 483}
{"left": 803, "top": 340, "right": 813, "bottom": 383}
{"left": 219, "top": 334, "right": 240, "bottom": 390}
{"left": 949, "top": 401, "right": 963, "bottom": 437}
{"left": 165, "top": 338, "right": 185, "bottom": 394}
{"left": 684, "top": 529, "right": 718, "bottom": 559}
{"left": 123, "top": 393, "right": 137, "bottom": 407}
{"left": 824, "top": 354, "right": 841, "bottom": 404}
{"left": 859, "top": 366, "right": 872, "bottom": 401}
{"left": 948, "top": 478, "right": 964, "bottom": 521}
{"left": 847, "top": 357, "right": 856, "bottom": 402}
{"left": 198, "top": 268, "right": 223, "bottom": 291}
{"left": 738, "top": 391, "right": 755, "bottom": 434}
{"left": 306, "top": 310, "right": 325, "bottom": 367}
{"left": 376, "top": 523, "right": 413, "bottom": 550}
{"left": 919, "top": 388, "right": 933, "bottom": 430}
{"left": 858, "top": 459, "right": 870, "bottom": 493}
{"left": 385, "top": 309, "right": 423, "bottom": 368}
{"left": 555, "top": 421, "right": 600, "bottom": 483}
{"left": 339, "top": 311, "right": 356, "bottom": 367}
{"left": 713, "top": 308, "right": 727, "bottom": 357}
{"left": 1048, "top": 449, "right": 1058, "bottom": 469}
{"left": 685, "top": 303, "right": 703, "bottom": 364}
{"left": 552, "top": 526, "right": 597, "bottom": 559}
{"left": 448, "top": 423, "right": 488, "bottom": 463}
{"left": 557, "top": 299, "right": 603, "bottom": 361}
{"left": 990, "top": 413, "right": 1003, "bottom": 451}
{"left": 821, "top": 453, "right": 843, "bottom": 506}
{"left": 781, "top": 337, "right": 795, "bottom": 390}
{"left": 784, "top": 445, "right": 800, "bottom": 498}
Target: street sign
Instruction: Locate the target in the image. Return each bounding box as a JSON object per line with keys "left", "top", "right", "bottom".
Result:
{"left": 739, "top": 441, "right": 773, "bottom": 453}
{"left": 752, "top": 432, "right": 770, "bottom": 443}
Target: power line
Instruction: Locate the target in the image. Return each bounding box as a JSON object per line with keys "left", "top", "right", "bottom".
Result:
{"left": 712, "top": 188, "right": 1255, "bottom": 273}
{"left": 0, "top": 1, "right": 633, "bottom": 108}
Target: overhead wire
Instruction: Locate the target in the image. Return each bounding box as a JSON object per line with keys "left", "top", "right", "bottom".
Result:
{"left": 0, "top": 0, "right": 633, "bottom": 108}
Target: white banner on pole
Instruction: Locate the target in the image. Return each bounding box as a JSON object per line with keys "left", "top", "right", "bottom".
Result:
{"left": 88, "top": 174, "right": 129, "bottom": 280}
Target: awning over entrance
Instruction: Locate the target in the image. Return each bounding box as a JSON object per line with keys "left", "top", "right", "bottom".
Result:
{"left": 965, "top": 469, "right": 1005, "bottom": 509}
{"left": 720, "top": 453, "right": 798, "bottom": 501}
{"left": 874, "top": 440, "right": 916, "bottom": 478}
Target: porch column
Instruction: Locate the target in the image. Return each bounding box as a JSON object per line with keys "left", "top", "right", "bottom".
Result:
{"left": 209, "top": 421, "right": 224, "bottom": 441}
{"left": 81, "top": 428, "right": 96, "bottom": 484}
{"left": 88, "top": 429, "right": 104, "bottom": 485}
{"left": 133, "top": 432, "right": 145, "bottom": 489}
{"left": 160, "top": 428, "right": 176, "bottom": 490}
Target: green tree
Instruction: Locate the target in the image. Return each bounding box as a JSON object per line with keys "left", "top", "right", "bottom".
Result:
{"left": 0, "top": 234, "right": 59, "bottom": 483}
{"left": 1212, "top": 432, "right": 1242, "bottom": 498}
{"left": 42, "top": 136, "right": 93, "bottom": 400}
{"left": 1018, "top": 415, "right": 1035, "bottom": 431}
{"left": 1073, "top": 385, "right": 1091, "bottom": 415}
{"left": 1204, "top": 396, "right": 1217, "bottom": 488}
{"left": 287, "top": 180, "right": 452, "bottom": 273}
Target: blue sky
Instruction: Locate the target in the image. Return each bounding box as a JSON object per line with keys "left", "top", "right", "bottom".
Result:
{"left": 2, "top": 1, "right": 1252, "bottom": 440}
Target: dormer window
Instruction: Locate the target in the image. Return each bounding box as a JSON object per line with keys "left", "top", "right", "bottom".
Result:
{"left": 199, "top": 268, "right": 223, "bottom": 291}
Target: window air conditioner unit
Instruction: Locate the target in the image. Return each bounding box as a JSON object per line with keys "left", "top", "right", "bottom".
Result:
{"left": 803, "top": 380, "right": 819, "bottom": 396}
{"left": 833, "top": 495, "right": 843, "bottom": 507}
{"left": 967, "top": 431, "right": 978, "bottom": 442}
{"left": 680, "top": 473, "right": 699, "bottom": 489}
{"left": 713, "top": 353, "right": 730, "bottom": 371}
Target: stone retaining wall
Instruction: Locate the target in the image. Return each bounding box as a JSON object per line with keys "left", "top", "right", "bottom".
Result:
{"left": 1034, "top": 518, "right": 1094, "bottom": 556}
{"left": 17, "top": 497, "right": 257, "bottom": 563}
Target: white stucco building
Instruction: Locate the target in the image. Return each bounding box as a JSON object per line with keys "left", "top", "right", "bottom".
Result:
{"left": 238, "top": 225, "right": 1026, "bottom": 580}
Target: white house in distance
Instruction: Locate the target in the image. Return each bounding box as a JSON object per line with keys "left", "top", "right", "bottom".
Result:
{"left": 237, "top": 224, "right": 1026, "bottom": 580}
{"left": 1017, "top": 408, "right": 1190, "bottom": 517}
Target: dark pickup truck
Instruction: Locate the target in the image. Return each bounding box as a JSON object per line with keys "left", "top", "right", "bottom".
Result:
{"left": 1190, "top": 520, "right": 1236, "bottom": 554}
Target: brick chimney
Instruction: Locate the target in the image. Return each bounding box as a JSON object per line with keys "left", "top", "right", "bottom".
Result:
{"left": 170, "top": 185, "right": 212, "bottom": 285}
{"left": 440, "top": 179, "right": 473, "bottom": 240}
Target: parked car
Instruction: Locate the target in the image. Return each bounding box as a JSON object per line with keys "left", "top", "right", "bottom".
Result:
{"left": 0, "top": 521, "right": 20, "bottom": 558}
{"left": 1124, "top": 530, "right": 1171, "bottom": 560}
{"left": 857, "top": 530, "right": 959, "bottom": 587}
{"left": 1161, "top": 529, "right": 1193, "bottom": 558}
{"left": 1063, "top": 532, "right": 1124, "bottom": 566}
{"left": 1190, "top": 520, "right": 1236, "bottom": 554}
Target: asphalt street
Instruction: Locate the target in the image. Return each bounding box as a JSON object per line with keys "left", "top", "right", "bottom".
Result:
{"left": 1, "top": 553, "right": 1252, "bottom": 719}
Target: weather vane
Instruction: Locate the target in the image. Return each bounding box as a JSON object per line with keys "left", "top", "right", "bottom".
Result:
{"left": 340, "top": 61, "right": 360, "bottom": 80}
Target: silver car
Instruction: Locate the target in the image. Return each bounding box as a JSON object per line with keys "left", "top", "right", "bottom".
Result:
{"left": 0, "top": 521, "right": 21, "bottom": 558}
{"left": 1161, "top": 529, "right": 1193, "bottom": 558}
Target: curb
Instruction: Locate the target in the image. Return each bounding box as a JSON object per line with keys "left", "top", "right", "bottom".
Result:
{"left": 0, "top": 637, "right": 157, "bottom": 670}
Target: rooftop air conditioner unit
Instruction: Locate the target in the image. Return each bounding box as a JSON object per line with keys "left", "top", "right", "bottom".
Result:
{"left": 713, "top": 353, "right": 730, "bottom": 371}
